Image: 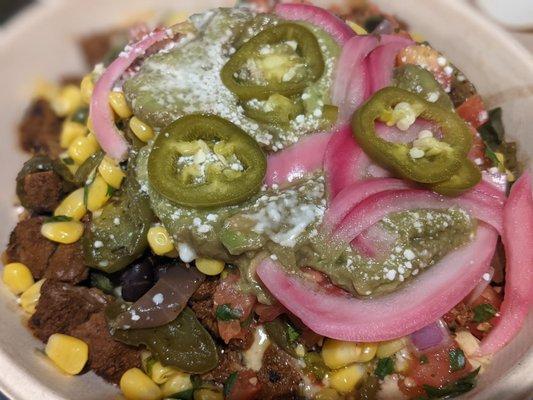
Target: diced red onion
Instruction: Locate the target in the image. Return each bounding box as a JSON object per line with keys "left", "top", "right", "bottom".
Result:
{"left": 90, "top": 28, "right": 170, "bottom": 160}
{"left": 410, "top": 319, "right": 452, "bottom": 351}
{"left": 265, "top": 131, "right": 332, "bottom": 187}
{"left": 257, "top": 224, "right": 498, "bottom": 341}
{"left": 478, "top": 171, "right": 533, "bottom": 355}
{"left": 274, "top": 3, "right": 355, "bottom": 45}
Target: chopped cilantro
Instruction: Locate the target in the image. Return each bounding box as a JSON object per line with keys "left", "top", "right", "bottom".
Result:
{"left": 216, "top": 304, "right": 243, "bottom": 321}
{"left": 423, "top": 368, "right": 480, "bottom": 398}
{"left": 144, "top": 356, "right": 157, "bottom": 376}
{"left": 479, "top": 108, "right": 504, "bottom": 149}
{"left": 374, "top": 357, "right": 394, "bottom": 380}
{"left": 223, "top": 372, "right": 238, "bottom": 397}
{"left": 419, "top": 355, "right": 429, "bottom": 364}
{"left": 286, "top": 323, "right": 300, "bottom": 343}
{"left": 106, "top": 184, "right": 116, "bottom": 197}
{"left": 449, "top": 348, "right": 466, "bottom": 372}
{"left": 167, "top": 389, "right": 194, "bottom": 399}
{"left": 89, "top": 272, "right": 114, "bottom": 294}
{"left": 62, "top": 157, "right": 75, "bottom": 165}
{"left": 472, "top": 303, "right": 497, "bottom": 323}
{"left": 44, "top": 215, "right": 73, "bottom": 223}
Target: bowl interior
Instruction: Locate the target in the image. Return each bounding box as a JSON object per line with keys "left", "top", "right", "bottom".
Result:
{"left": 0, "top": 0, "right": 531, "bottom": 399}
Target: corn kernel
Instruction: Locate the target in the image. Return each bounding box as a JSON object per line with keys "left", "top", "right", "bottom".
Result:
{"left": 34, "top": 79, "right": 59, "bottom": 102}
{"left": 161, "top": 372, "right": 192, "bottom": 397}
{"left": 322, "top": 339, "right": 361, "bottom": 369}
{"left": 45, "top": 333, "right": 88, "bottom": 375}
{"left": 80, "top": 75, "right": 94, "bottom": 104}
{"left": 314, "top": 388, "right": 341, "bottom": 400}
{"left": 54, "top": 188, "right": 87, "bottom": 221}
{"left": 68, "top": 133, "right": 99, "bottom": 165}
{"left": 19, "top": 279, "right": 45, "bottom": 314}
{"left": 150, "top": 361, "right": 182, "bottom": 384}
{"left": 2, "top": 262, "right": 34, "bottom": 294}
{"left": 129, "top": 116, "right": 155, "bottom": 142}
{"left": 52, "top": 85, "right": 83, "bottom": 117}
{"left": 163, "top": 11, "right": 189, "bottom": 27}
{"left": 109, "top": 91, "right": 132, "bottom": 119}
{"left": 410, "top": 32, "right": 425, "bottom": 43}
{"left": 376, "top": 338, "right": 407, "bottom": 358}
{"left": 147, "top": 226, "right": 175, "bottom": 256}
{"left": 41, "top": 220, "right": 84, "bottom": 244}
{"left": 347, "top": 21, "right": 368, "bottom": 35}
{"left": 194, "top": 389, "right": 223, "bottom": 400}
{"left": 329, "top": 363, "right": 366, "bottom": 394}
{"left": 357, "top": 343, "right": 378, "bottom": 363}
{"left": 195, "top": 258, "right": 225, "bottom": 276}
{"left": 120, "top": 368, "right": 162, "bottom": 400}
{"left": 98, "top": 156, "right": 125, "bottom": 189}
{"left": 60, "top": 120, "right": 88, "bottom": 149}
{"left": 86, "top": 175, "right": 112, "bottom": 212}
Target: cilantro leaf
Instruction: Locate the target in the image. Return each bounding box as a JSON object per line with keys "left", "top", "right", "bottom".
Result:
{"left": 216, "top": 304, "right": 243, "bottom": 321}
{"left": 223, "top": 372, "right": 238, "bottom": 397}
{"left": 449, "top": 348, "right": 466, "bottom": 372}
{"left": 44, "top": 215, "right": 73, "bottom": 223}
{"left": 423, "top": 367, "right": 480, "bottom": 398}
{"left": 419, "top": 355, "right": 429, "bottom": 364}
{"left": 167, "top": 389, "right": 194, "bottom": 400}
{"left": 286, "top": 323, "right": 300, "bottom": 343}
{"left": 106, "top": 184, "right": 116, "bottom": 197}
{"left": 472, "top": 303, "right": 497, "bottom": 323}
{"left": 374, "top": 357, "right": 394, "bottom": 380}
{"left": 479, "top": 107, "right": 504, "bottom": 149}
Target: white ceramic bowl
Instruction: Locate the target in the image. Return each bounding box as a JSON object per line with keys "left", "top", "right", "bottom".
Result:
{"left": 0, "top": 1, "right": 532, "bottom": 399}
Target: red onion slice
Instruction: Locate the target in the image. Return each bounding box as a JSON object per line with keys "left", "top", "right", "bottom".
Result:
{"left": 274, "top": 3, "right": 355, "bottom": 45}
{"left": 257, "top": 224, "right": 498, "bottom": 341}
{"left": 265, "top": 131, "right": 332, "bottom": 187}
{"left": 90, "top": 29, "right": 170, "bottom": 160}
{"left": 478, "top": 171, "right": 533, "bottom": 355}
{"left": 465, "top": 266, "right": 494, "bottom": 306}
{"left": 410, "top": 319, "right": 452, "bottom": 352}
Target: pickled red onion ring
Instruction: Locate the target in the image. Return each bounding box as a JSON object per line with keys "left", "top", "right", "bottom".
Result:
{"left": 90, "top": 29, "right": 170, "bottom": 160}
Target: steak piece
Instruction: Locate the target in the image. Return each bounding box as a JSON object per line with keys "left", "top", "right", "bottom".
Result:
{"left": 44, "top": 242, "right": 88, "bottom": 285}
{"left": 189, "top": 279, "right": 219, "bottom": 338}
{"left": 19, "top": 170, "right": 66, "bottom": 213}
{"left": 29, "top": 280, "right": 111, "bottom": 342}
{"left": 257, "top": 345, "right": 303, "bottom": 400}
{"left": 18, "top": 98, "right": 62, "bottom": 157}
{"left": 201, "top": 349, "right": 244, "bottom": 386}
{"left": 70, "top": 312, "right": 141, "bottom": 384}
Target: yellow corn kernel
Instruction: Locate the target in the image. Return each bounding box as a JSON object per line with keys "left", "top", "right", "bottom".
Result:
{"left": 120, "top": 368, "right": 162, "bottom": 400}
{"left": 54, "top": 188, "right": 87, "bottom": 221}
{"left": 129, "top": 116, "right": 155, "bottom": 142}
{"left": 86, "top": 175, "right": 112, "bottom": 212}
{"left": 109, "top": 91, "right": 132, "bottom": 119}
{"left": 329, "top": 363, "right": 367, "bottom": 394}
{"left": 80, "top": 75, "right": 94, "bottom": 104}
{"left": 357, "top": 343, "right": 378, "bottom": 363}
{"left": 150, "top": 361, "right": 182, "bottom": 384}
{"left": 147, "top": 226, "right": 175, "bottom": 256}
{"left": 19, "top": 279, "right": 45, "bottom": 314}
{"left": 34, "top": 79, "right": 59, "bottom": 102}
{"left": 161, "top": 372, "right": 192, "bottom": 397}
{"left": 376, "top": 337, "right": 408, "bottom": 358}
{"left": 41, "top": 220, "right": 84, "bottom": 244}
{"left": 322, "top": 339, "right": 361, "bottom": 369}
{"left": 195, "top": 258, "right": 225, "bottom": 276}
{"left": 314, "top": 388, "right": 341, "bottom": 400}
{"left": 45, "top": 333, "right": 88, "bottom": 375}
{"left": 60, "top": 120, "right": 88, "bottom": 149}
{"left": 194, "top": 389, "right": 224, "bottom": 400}
{"left": 98, "top": 156, "right": 125, "bottom": 189}
{"left": 347, "top": 21, "right": 368, "bottom": 35}
{"left": 2, "top": 262, "right": 34, "bottom": 295}
{"left": 410, "top": 32, "right": 425, "bottom": 43}
{"left": 52, "top": 85, "right": 83, "bottom": 117}
{"left": 67, "top": 133, "right": 100, "bottom": 165}
{"left": 163, "top": 11, "right": 189, "bottom": 27}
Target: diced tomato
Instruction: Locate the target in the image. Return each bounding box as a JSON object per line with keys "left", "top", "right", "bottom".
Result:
{"left": 467, "top": 126, "right": 487, "bottom": 163}
{"left": 400, "top": 342, "right": 473, "bottom": 397}
{"left": 226, "top": 370, "right": 261, "bottom": 400}
{"left": 214, "top": 271, "right": 256, "bottom": 343}
{"left": 396, "top": 44, "right": 452, "bottom": 92}
{"left": 457, "top": 95, "right": 489, "bottom": 129}
{"left": 255, "top": 302, "right": 285, "bottom": 322}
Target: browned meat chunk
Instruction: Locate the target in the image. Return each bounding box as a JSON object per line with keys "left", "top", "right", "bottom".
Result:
{"left": 18, "top": 98, "right": 62, "bottom": 157}
{"left": 189, "top": 279, "right": 219, "bottom": 338}
{"left": 6, "top": 217, "right": 56, "bottom": 279}
{"left": 45, "top": 242, "right": 88, "bottom": 285}
{"left": 79, "top": 31, "right": 116, "bottom": 67}
{"left": 70, "top": 312, "right": 141, "bottom": 384}
{"left": 201, "top": 349, "right": 243, "bottom": 386}
{"left": 19, "top": 170, "right": 66, "bottom": 213}
{"left": 29, "top": 280, "right": 111, "bottom": 342}
{"left": 6, "top": 217, "right": 88, "bottom": 284}
{"left": 258, "top": 345, "right": 303, "bottom": 400}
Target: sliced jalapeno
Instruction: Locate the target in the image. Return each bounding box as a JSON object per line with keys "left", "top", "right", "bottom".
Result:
{"left": 430, "top": 159, "right": 481, "bottom": 196}
{"left": 148, "top": 114, "right": 266, "bottom": 208}
{"left": 221, "top": 23, "right": 324, "bottom": 101}
{"left": 352, "top": 87, "right": 473, "bottom": 184}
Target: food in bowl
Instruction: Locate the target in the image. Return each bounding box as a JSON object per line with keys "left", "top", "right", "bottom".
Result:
{"left": 2, "top": 1, "right": 532, "bottom": 399}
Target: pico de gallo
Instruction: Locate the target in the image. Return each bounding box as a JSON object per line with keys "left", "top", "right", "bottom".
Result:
{"left": 2, "top": 1, "right": 532, "bottom": 400}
